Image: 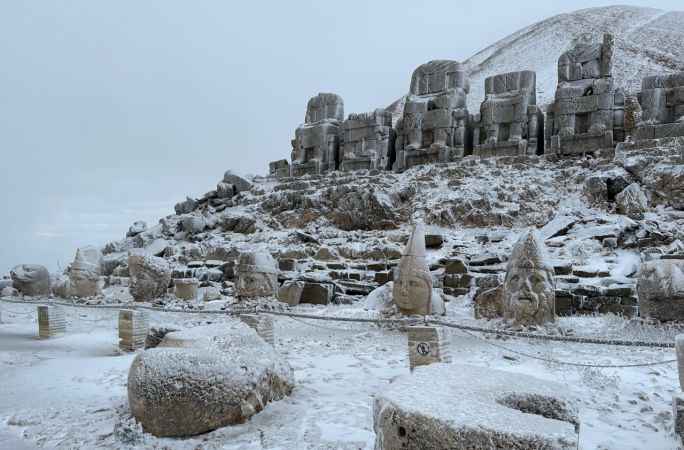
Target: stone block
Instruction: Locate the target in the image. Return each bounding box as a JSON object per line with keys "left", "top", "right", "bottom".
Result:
{"left": 119, "top": 309, "right": 149, "bottom": 352}
{"left": 37, "top": 305, "right": 66, "bottom": 339}
{"left": 407, "top": 326, "right": 450, "bottom": 370}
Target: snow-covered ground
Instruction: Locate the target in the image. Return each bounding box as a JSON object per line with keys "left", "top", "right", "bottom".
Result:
{"left": 0, "top": 297, "right": 680, "bottom": 450}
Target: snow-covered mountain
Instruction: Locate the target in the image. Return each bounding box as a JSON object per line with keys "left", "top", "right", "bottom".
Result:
{"left": 389, "top": 5, "right": 684, "bottom": 115}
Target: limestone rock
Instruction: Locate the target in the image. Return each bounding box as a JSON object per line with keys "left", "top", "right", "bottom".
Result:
{"left": 220, "top": 213, "right": 257, "bottom": 234}
{"left": 278, "top": 280, "right": 304, "bottom": 306}
{"left": 174, "top": 278, "right": 199, "bottom": 301}
{"left": 1, "top": 286, "right": 19, "bottom": 297}
{"left": 313, "top": 246, "right": 339, "bottom": 261}
{"left": 373, "top": 363, "right": 579, "bottom": 449}
{"left": 615, "top": 183, "right": 648, "bottom": 219}
{"left": 10, "top": 264, "right": 50, "bottom": 296}
{"left": 129, "top": 322, "right": 294, "bottom": 437}
{"left": 127, "top": 221, "right": 147, "bottom": 237}
{"left": 181, "top": 215, "right": 207, "bottom": 235}
{"left": 328, "top": 188, "right": 399, "bottom": 231}
{"left": 68, "top": 246, "right": 103, "bottom": 298}
{"left": 128, "top": 250, "right": 171, "bottom": 301}
{"left": 393, "top": 224, "right": 433, "bottom": 315}
{"left": 503, "top": 230, "right": 555, "bottom": 326}
{"left": 223, "top": 172, "right": 252, "bottom": 193}
{"left": 235, "top": 251, "right": 278, "bottom": 298}
{"left": 175, "top": 197, "right": 198, "bottom": 215}
{"left": 637, "top": 259, "right": 684, "bottom": 321}
{"left": 300, "top": 282, "right": 334, "bottom": 305}
{"left": 474, "top": 285, "right": 504, "bottom": 319}
{"left": 216, "top": 182, "right": 235, "bottom": 198}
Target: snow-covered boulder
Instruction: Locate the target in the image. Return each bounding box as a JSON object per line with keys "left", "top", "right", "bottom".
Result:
{"left": 278, "top": 280, "right": 304, "bottom": 306}
{"left": 128, "top": 323, "right": 294, "bottom": 437}
{"left": 127, "top": 220, "right": 147, "bottom": 237}
{"left": 373, "top": 363, "right": 579, "bottom": 449}
{"left": 175, "top": 196, "right": 198, "bottom": 215}
{"left": 615, "top": 183, "right": 648, "bottom": 219}
{"left": 10, "top": 264, "right": 50, "bottom": 296}
{"left": 220, "top": 213, "right": 256, "bottom": 234}
{"left": 637, "top": 259, "right": 684, "bottom": 321}
{"left": 128, "top": 250, "right": 171, "bottom": 301}
{"left": 365, "top": 282, "right": 446, "bottom": 316}
{"left": 223, "top": 172, "right": 252, "bottom": 194}
{"left": 181, "top": 215, "right": 207, "bottom": 235}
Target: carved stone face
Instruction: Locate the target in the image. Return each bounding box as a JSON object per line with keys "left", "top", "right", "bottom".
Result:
{"left": 503, "top": 266, "right": 555, "bottom": 326}
{"left": 394, "top": 270, "right": 432, "bottom": 314}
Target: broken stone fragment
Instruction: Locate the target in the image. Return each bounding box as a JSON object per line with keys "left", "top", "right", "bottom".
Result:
{"left": 10, "top": 264, "right": 50, "bottom": 296}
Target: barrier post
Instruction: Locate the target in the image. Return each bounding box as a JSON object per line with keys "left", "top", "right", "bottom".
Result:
{"left": 37, "top": 305, "right": 66, "bottom": 338}
{"left": 407, "top": 325, "right": 450, "bottom": 370}
{"left": 119, "top": 309, "right": 149, "bottom": 352}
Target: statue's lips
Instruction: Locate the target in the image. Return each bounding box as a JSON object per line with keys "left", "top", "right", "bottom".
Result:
{"left": 517, "top": 297, "right": 534, "bottom": 303}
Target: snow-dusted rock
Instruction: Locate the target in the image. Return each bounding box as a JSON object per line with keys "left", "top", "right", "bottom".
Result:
{"left": 68, "top": 246, "right": 102, "bottom": 298}
{"left": 1, "top": 286, "right": 19, "bottom": 297}
{"left": 373, "top": 363, "right": 579, "bottom": 449}
{"left": 236, "top": 251, "right": 278, "bottom": 299}
{"left": 328, "top": 188, "right": 400, "bottom": 231}
{"left": 127, "top": 221, "right": 148, "bottom": 237}
{"left": 216, "top": 182, "right": 235, "bottom": 198}
{"left": 313, "top": 245, "right": 339, "bottom": 261}
{"left": 637, "top": 259, "right": 684, "bottom": 321}
{"left": 144, "top": 239, "right": 168, "bottom": 257}
{"left": 174, "top": 278, "right": 198, "bottom": 300}
{"left": 175, "top": 197, "right": 198, "bottom": 215}
{"left": 223, "top": 172, "right": 252, "bottom": 193}
{"left": 10, "top": 264, "right": 50, "bottom": 296}
{"left": 278, "top": 280, "right": 304, "bottom": 306}
{"left": 128, "top": 250, "right": 171, "bottom": 301}
{"left": 220, "top": 213, "right": 256, "bottom": 234}
{"left": 365, "top": 282, "right": 394, "bottom": 313}
{"left": 181, "top": 215, "right": 207, "bottom": 235}
{"left": 128, "top": 323, "right": 293, "bottom": 437}
{"left": 616, "top": 183, "right": 648, "bottom": 219}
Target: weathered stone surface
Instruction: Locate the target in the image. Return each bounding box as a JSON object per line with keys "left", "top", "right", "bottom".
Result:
{"left": 269, "top": 159, "right": 290, "bottom": 179}
{"left": 181, "top": 215, "right": 207, "bottom": 235}
{"left": 444, "top": 258, "right": 468, "bottom": 274}
{"left": 174, "top": 278, "right": 199, "bottom": 300}
{"left": 175, "top": 197, "right": 198, "bottom": 215}
{"left": 313, "top": 246, "right": 339, "bottom": 261}
{"left": 37, "top": 305, "right": 66, "bottom": 338}
{"left": 424, "top": 232, "right": 444, "bottom": 249}
{"left": 129, "top": 322, "right": 294, "bottom": 437}
{"left": 637, "top": 259, "right": 684, "bottom": 321}
{"left": 373, "top": 363, "right": 579, "bottom": 449}
{"left": 222, "top": 172, "right": 252, "bottom": 193}
{"left": 474, "top": 285, "right": 504, "bottom": 319}
{"left": 615, "top": 183, "right": 648, "bottom": 219}
{"left": 220, "top": 213, "right": 257, "bottom": 234}
{"left": 676, "top": 334, "right": 684, "bottom": 391}
{"left": 127, "top": 221, "right": 147, "bottom": 237}
{"left": 235, "top": 251, "right": 278, "bottom": 298}
{"left": 328, "top": 188, "right": 400, "bottom": 231}
{"left": 339, "top": 109, "right": 395, "bottom": 172}
{"left": 216, "top": 182, "right": 235, "bottom": 199}
{"left": 407, "top": 326, "right": 450, "bottom": 370}
{"left": 10, "top": 264, "right": 50, "bottom": 296}
{"left": 394, "top": 60, "right": 469, "bottom": 172}
{"left": 393, "top": 224, "right": 433, "bottom": 315}
{"left": 277, "top": 280, "right": 304, "bottom": 306}
{"left": 300, "top": 282, "right": 334, "bottom": 305}
{"left": 503, "top": 230, "right": 556, "bottom": 326}
{"left": 473, "top": 70, "right": 544, "bottom": 157}
{"left": 128, "top": 250, "right": 171, "bottom": 301}
{"left": 635, "top": 72, "right": 684, "bottom": 140}
{"left": 67, "top": 246, "right": 103, "bottom": 298}
{"left": 119, "top": 309, "right": 148, "bottom": 352}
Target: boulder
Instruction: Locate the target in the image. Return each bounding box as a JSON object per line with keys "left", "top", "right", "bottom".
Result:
{"left": 223, "top": 172, "right": 253, "bottom": 193}
{"left": 313, "top": 246, "right": 339, "bottom": 261}
{"left": 278, "top": 280, "right": 305, "bottom": 306}
{"left": 181, "top": 215, "right": 207, "bottom": 235}
{"left": 652, "top": 165, "right": 684, "bottom": 210}
{"left": 424, "top": 232, "right": 444, "bottom": 249}
{"left": 216, "top": 182, "right": 235, "bottom": 198}
{"left": 300, "top": 282, "right": 335, "bottom": 305}
{"left": 637, "top": 259, "right": 684, "bottom": 321}
{"left": 127, "top": 221, "right": 148, "bottom": 237}
{"left": 1, "top": 286, "right": 19, "bottom": 297}
{"left": 235, "top": 251, "right": 278, "bottom": 298}
{"left": 329, "top": 188, "right": 400, "bottom": 231}
{"left": 144, "top": 239, "right": 169, "bottom": 257}
{"left": 128, "top": 250, "right": 171, "bottom": 301}
{"left": 221, "top": 213, "right": 257, "bottom": 234}
{"left": 175, "top": 197, "right": 198, "bottom": 215}
{"left": 68, "top": 246, "right": 103, "bottom": 298}
{"left": 615, "top": 183, "right": 648, "bottom": 219}
{"left": 365, "top": 282, "right": 394, "bottom": 313}
{"left": 474, "top": 285, "right": 504, "bottom": 319}
{"left": 128, "top": 322, "right": 294, "bottom": 437}
{"left": 444, "top": 258, "right": 468, "bottom": 274}
{"left": 102, "top": 252, "right": 127, "bottom": 276}
{"left": 10, "top": 264, "right": 50, "bottom": 296}
{"left": 373, "top": 363, "right": 579, "bottom": 450}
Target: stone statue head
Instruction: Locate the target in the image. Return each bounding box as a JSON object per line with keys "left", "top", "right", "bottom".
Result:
{"left": 393, "top": 224, "right": 432, "bottom": 315}
{"left": 236, "top": 251, "right": 279, "bottom": 299}
{"left": 503, "top": 230, "right": 555, "bottom": 326}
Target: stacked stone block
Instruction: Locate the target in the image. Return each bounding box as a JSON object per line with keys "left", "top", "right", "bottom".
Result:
{"left": 291, "top": 93, "right": 344, "bottom": 176}
{"left": 546, "top": 33, "right": 625, "bottom": 156}
{"left": 407, "top": 326, "right": 450, "bottom": 370}
{"left": 472, "top": 71, "right": 544, "bottom": 157}
{"left": 37, "top": 305, "right": 66, "bottom": 338}
{"left": 268, "top": 159, "right": 290, "bottom": 179}
{"left": 239, "top": 314, "right": 275, "bottom": 345}
{"left": 118, "top": 309, "right": 149, "bottom": 352}
{"left": 394, "top": 60, "right": 470, "bottom": 171}
{"left": 635, "top": 72, "right": 684, "bottom": 140}
{"left": 339, "top": 109, "right": 395, "bottom": 171}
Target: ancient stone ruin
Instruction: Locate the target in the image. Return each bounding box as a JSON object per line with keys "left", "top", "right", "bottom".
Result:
{"left": 472, "top": 70, "right": 544, "bottom": 157}
{"left": 546, "top": 33, "right": 625, "bottom": 156}
{"left": 634, "top": 72, "right": 684, "bottom": 140}
{"left": 339, "top": 109, "right": 394, "bottom": 171}
{"left": 291, "top": 93, "right": 344, "bottom": 177}
{"left": 394, "top": 60, "right": 470, "bottom": 171}
{"left": 392, "top": 223, "right": 433, "bottom": 315}
{"left": 235, "top": 251, "right": 279, "bottom": 299}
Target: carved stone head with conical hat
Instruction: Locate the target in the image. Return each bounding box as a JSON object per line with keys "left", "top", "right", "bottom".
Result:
{"left": 393, "top": 223, "right": 433, "bottom": 315}
{"left": 503, "top": 229, "right": 555, "bottom": 326}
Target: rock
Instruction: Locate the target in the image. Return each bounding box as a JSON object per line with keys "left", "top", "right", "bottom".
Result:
{"left": 181, "top": 215, "right": 207, "bottom": 235}
{"left": 329, "top": 188, "right": 399, "bottom": 231}
{"left": 313, "top": 246, "right": 339, "bottom": 261}
{"left": 278, "top": 258, "right": 297, "bottom": 272}
{"left": 278, "top": 280, "right": 305, "bottom": 306}
{"left": 373, "top": 363, "right": 579, "bottom": 449}
{"left": 128, "top": 250, "right": 172, "bottom": 301}
{"left": 300, "top": 282, "right": 334, "bottom": 305}
{"left": 102, "top": 252, "right": 127, "bottom": 276}
{"left": 144, "top": 239, "right": 169, "bottom": 257}
{"left": 474, "top": 285, "right": 504, "bottom": 319}
{"left": 444, "top": 258, "right": 468, "bottom": 274}
{"left": 145, "top": 327, "right": 178, "bottom": 349}
{"left": 235, "top": 251, "right": 278, "bottom": 299}
{"left": 174, "top": 278, "right": 199, "bottom": 301}
{"left": 616, "top": 183, "right": 648, "bottom": 219}
{"left": 175, "top": 197, "right": 198, "bottom": 215}
{"left": 128, "top": 322, "right": 293, "bottom": 437}
{"left": 637, "top": 259, "right": 684, "bottom": 321}
{"left": 221, "top": 213, "right": 257, "bottom": 234}
{"left": 365, "top": 282, "right": 394, "bottom": 313}
{"left": 1, "top": 286, "right": 19, "bottom": 297}
{"left": 503, "top": 230, "right": 555, "bottom": 326}
{"left": 216, "top": 182, "right": 235, "bottom": 198}
{"left": 10, "top": 264, "right": 50, "bottom": 296}
{"left": 222, "top": 172, "right": 252, "bottom": 193}
{"left": 393, "top": 224, "right": 433, "bottom": 315}
{"left": 652, "top": 165, "right": 684, "bottom": 210}
{"left": 200, "top": 286, "right": 222, "bottom": 301}
{"left": 127, "top": 221, "right": 147, "bottom": 237}
{"left": 424, "top": 232, "right": 444, "bottom": 249}
{"left": 584, "top": 176, "right": 608, "bottom": 204}
{"left": 540, "top": 214, "right": 576, "bottom": 240}
{"left": 68, "top": 246, "right": 103, "bottom": 298}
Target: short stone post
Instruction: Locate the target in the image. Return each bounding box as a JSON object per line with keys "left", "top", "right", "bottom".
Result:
{"left": 174, "top": 278, "right": 199, "bottom": 301}
{"left": 673, "top": 335, "right": 684, "bottom": 445}
{"left": 407, "top": 326, "right": 450, "bottom": 370}
{"left": 37, "top": 305, "right": 66, "bottom": 338}
{"left": 118, "top": 309, "right": 149, "bottom": 352}
{"left": 240, "top": 314, "right": 274, "bottom": 346}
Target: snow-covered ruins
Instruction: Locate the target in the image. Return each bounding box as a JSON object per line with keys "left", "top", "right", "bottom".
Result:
{"left": 3, "top": 5, "right": 684, "bottom": 450}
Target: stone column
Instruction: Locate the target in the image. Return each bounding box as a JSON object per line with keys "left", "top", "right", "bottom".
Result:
{"left": 118, "top": 309, "right": 149, "bottom": 352}
{"left": 37, "top": 305, "right": 66, "bottom": 339}
{"left": 240, "top": 314, "right": 275, "bottom": 346}
{"left": 407, "top": 326, "right": 450, "bottom": 370}
{"left": 174, "top": 278, "right": 199, "bottom": 301}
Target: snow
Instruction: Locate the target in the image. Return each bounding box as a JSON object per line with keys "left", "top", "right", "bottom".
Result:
{"left": 0, "top": 297, "right": 681, "bottom": 449}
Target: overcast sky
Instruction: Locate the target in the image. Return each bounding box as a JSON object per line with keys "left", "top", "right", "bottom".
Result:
{"left": 0, "top": 1, "right": 681, "bottom": 274}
